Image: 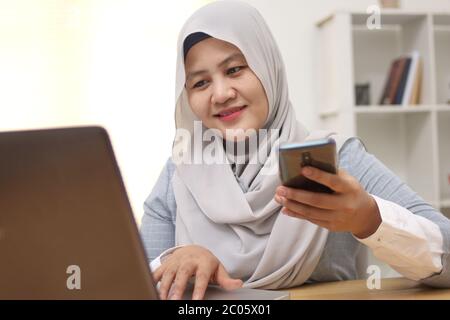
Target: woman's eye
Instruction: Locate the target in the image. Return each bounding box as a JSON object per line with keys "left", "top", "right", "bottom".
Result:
{"left": 227, "top": 66, "right": 243, "bottom": 75}
{"left": 193, "top": 80, "right": 207, "bottom": 88}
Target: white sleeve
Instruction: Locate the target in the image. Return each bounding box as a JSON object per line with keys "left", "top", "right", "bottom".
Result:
{"left": 149, "top": 245, "right": 186, "bottom": 272}
{"left": 354, "top": 195, "right": 444, "bottom": 280}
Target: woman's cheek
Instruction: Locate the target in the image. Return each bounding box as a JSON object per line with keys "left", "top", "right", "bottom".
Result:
{"left": 189, "top": 95, "right": 208, "bottom": 120}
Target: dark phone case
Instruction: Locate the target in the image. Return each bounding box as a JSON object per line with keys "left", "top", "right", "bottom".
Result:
{"left": 278, "top": 139, "right": 337, "bottom": 193}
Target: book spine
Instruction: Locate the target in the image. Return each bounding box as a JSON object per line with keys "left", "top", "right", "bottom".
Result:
{"left": 379, "top": 60, "right": 397, "bottom": 105}
{"left": 401, "top": 51, "right": 419, "bottom": 106}
{"left": 410, "top": 59, "right": 422, "bottom": 105}
{"left": 395, "top": 57, "right": 412, "bottom": 104}
{"left": 387, "top": 58, "right": 405, "bottom": 104}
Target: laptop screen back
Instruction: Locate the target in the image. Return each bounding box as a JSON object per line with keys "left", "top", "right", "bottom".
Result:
{"left": 0, "top": 127, "right": 158, "bottom": 299}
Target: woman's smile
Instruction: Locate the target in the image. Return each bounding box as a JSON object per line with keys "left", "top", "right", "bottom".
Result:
{"left": 214, "top": 105, "right": 247, "bottom": 122}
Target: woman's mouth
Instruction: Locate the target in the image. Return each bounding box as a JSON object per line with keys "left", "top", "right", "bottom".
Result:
{"left": 214, "top": 106, "right": 247, "bottom": 122}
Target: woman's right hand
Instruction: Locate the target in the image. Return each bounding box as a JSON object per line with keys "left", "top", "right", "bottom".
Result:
{"left": 153, "top": 245, "right": 243, "bottom": 300}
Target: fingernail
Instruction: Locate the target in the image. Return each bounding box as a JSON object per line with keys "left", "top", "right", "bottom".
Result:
{"left": 275, "top": 196, "right": 286, "bottom": 205}
{"left": 274, "top": 195, "right": 281, "bottom": 203}
{"left": 303, "top": 167, "right": 312, "bottom": 176}
{"left": 193, "top": 294, "right": 201, "bottom": 300}
{"left": 277, "top": 187, "right": 287, "bottom": 197}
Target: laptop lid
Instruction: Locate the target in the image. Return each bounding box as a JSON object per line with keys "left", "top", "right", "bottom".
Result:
{"left": 0, "top": 126, "right": 158, "bottom": 299}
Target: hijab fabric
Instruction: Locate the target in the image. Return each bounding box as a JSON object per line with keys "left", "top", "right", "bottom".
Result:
{"left": 171, "top": 0, "right": 342, "bottom": 289}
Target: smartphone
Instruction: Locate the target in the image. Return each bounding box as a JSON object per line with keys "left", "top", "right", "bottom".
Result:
{"left": 278, "top": 137, "right": 338, "bottom": 193}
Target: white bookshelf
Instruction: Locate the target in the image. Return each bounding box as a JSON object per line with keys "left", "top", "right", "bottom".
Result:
{"left": 316, "top": 9, "right": 450, "bottom": 213}
{"left": 315, "top": 10, "right": 450, "bottom": 278}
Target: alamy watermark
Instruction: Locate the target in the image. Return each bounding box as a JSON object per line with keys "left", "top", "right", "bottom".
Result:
{"left": 66, "top": 265, "right": 81, "bottom": 290}
{"left": 366, "top": 265, "right": 381, "bottom": 289}
{"left": 172, "top": 121, "right": 281, "bottom": 176}
{"left": 366, "top": 5, "right": 381, "bottom": 30}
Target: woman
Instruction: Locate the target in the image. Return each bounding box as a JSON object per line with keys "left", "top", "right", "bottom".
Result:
{"left": 140, "top": 1, "right": 450, "bottom": 300}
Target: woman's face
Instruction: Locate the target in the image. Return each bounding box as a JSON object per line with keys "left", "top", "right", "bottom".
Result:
{"left": 184, "top": 37, "right": 269, "bottom": 140}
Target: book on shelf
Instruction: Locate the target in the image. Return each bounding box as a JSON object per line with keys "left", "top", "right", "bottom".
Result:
{"left": 379, "top": 51, "right": 422, "bottom": 106}
{"left": 379, "top": 59, "right": 398, "bottom": 105}
{"left": 408, "top": 53, "right": 422, "bottom": 105}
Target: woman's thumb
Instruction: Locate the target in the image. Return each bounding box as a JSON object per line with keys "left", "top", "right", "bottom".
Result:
{"left": 215, "top": 264, "right": 243, "bottom": 290}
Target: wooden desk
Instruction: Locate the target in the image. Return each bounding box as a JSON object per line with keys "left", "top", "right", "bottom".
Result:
{"left": 288, "top": 277, "right": 450, "bottom": 300}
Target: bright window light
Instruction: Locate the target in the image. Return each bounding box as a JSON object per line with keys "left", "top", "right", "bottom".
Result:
{"left": 0, "top": 0, "right": 211, "bottom": 224}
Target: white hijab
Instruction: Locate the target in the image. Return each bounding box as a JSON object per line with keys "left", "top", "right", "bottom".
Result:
{"left": 171, "top": 0, "right": 341, "bottom": 289}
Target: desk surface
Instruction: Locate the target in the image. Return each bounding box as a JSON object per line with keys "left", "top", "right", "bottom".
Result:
{"left": 288, "top": 277, "right": 450, "bottom": 300}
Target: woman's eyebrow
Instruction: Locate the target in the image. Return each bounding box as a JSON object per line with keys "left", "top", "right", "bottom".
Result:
{"left": 218, "top": 52, "right": 245, "bottom": 68}
{"left": 186, "top": 52, "right": 245, "bottom": 80}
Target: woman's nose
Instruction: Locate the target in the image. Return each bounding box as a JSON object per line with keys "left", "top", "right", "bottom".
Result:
{"left": 211, "top": 80, "right": 236, "bottom": 105}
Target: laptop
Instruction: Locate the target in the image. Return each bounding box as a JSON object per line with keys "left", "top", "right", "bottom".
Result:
{"left": 0, "top": 126, "right": 289, "bottom": 300}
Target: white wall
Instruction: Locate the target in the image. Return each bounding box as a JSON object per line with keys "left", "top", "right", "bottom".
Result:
{"left": 0, "top": 0, "right": 209, "bottom": 225}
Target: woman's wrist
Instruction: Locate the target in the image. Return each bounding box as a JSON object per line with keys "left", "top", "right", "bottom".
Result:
{"left": 352, "top": 194, "right": 382, "bottom": 239}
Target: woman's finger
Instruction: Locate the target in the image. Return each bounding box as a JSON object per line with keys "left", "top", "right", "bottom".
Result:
{"left": 275, "top": 187, "right": 342, "bottom": 210}
{"left": 282, "top": 207, "right": 330, "bottom": 229}
{"left": 152, "top": 264, "right": 167, "bottom": 283}
{"left": 192, "top": 266, "right": 215, "bottom": 300}
{"left": 301, "top": 167, "right": 348, "bottom": 193}
{"left": 215, "top": 264, "right": 243, "bottom": 290}
{"left": 158, "top": 265, "right": 178, "bottom": 300}
{"left": 168, "top": 263, "right": 197, "bottom": 300}
{"left": 281, "top": 199, "right": 332, "bottom": 222}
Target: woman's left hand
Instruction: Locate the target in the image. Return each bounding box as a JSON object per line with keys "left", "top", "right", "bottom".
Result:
{"left": 274, "top": 166, "right": 382, "bottom": 239}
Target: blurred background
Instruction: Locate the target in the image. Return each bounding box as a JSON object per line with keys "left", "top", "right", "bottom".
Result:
{"left": 0, "top": 0, "right": 207, "bottom": 222}
{"left": 1, "top": 0, "right": 449, "bottom": 229}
